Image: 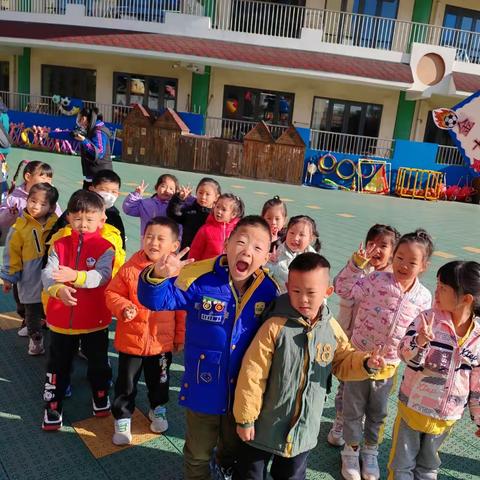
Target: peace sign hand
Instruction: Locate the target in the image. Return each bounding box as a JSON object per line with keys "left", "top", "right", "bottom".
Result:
{"left": 417, "top": 311, "right": 435, "bottom": 348}
{"left": 135, "top": 180, "right": 148, "bottom": 195}
{"left": 152, "top": 247, "right": 195, "bottom": 279}
{"left": 356, "top": 242, "right": 377, "bottom": 263}
{"left": 178, "top": 184, "right": 192, "bottom": 201}
{"left": 367, "top": 344, "right": 386, "bottom": 371}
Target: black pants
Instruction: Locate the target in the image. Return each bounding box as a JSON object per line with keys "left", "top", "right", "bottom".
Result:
{"left": 234, "top": 442, "right": 309, "bottom": 480}
{"left": 13, "top": 284, "right": 25, "bottom": 319}
{"left": 43, "top": 329, "right": 112, "bottom": 411}
{"left": 24, "top": 302, "right": 44, "bottom": 337}
{"left": 112, "top": 351, "right": 172, "bottom": 420}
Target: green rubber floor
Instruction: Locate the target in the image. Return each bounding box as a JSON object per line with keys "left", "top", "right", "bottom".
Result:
{"left": 0, "top": 148, "right": 479, "bottom": 480}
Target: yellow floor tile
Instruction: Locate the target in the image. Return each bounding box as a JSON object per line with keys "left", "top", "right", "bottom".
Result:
{"left": 253, "top": 191, "right": 269, "bottom": 196}
{"left": 306, "top": 205, "right": 322, "bottom": 210}
{"left": 336, "top": 213, "right": 355, "bottom": 218}
{"left": 281, "top": 198, "right": 294, "bottom": 202}
{"left": 433, "top": 251, "right": 456, "bottom": 259}
{"left": 230, "top": 185, "right": 246, "bottom": 189}
{"left": 0, "top": 312, "right": 23, "bottom": 330}
{"left": 72, "top": 408, "right": 158, "bottom": 459}
{"left": 463, "top": 246, "right": 480, "bottom": 254}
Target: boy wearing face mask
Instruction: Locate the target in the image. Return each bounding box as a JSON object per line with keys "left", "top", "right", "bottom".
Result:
{"left": 45, "top": 170, "right": 125, "bottom": 277}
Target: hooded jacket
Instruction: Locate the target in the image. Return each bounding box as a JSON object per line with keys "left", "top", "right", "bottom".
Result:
{"left": 0, "top": 183, "right": 62, "bottom": 232}
{"left": 106, "top": 250, "right": 186, "bottom": 356}
{"left": 42, "top": 229, "right": 114, "bottom": 334}
{"left": 137, "top": 254, "right": 279, "bottom": 415}
{"left": 167, "top": 194, "right": 211, "bottom": 250}
{"left": 0, "top": 211, "right": 58, "bottom": 303}
{"left": 398, "top": 309, "right": 480, "bottom": 426}
{"left": 233, "top": 295, "right": 372, "bottom": 457}
{"left": 80, "top": 121, "right": 112, "bottom": 179}
{"left": 188, "top": 213, "right": 240, "bottom": 261}
{"left": 123, "top": 192, "right": 169, "bottom": 236}
{"left": 335, "top": 258, "right": 432, "bottom": 371}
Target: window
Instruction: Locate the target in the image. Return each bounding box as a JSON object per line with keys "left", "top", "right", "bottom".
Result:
{"left": 311, "top": 97, "right": 382, "bottom": 136}
{"left": 442, "top": 6, "right": 480, "bottom": 62}
{"left": 41, "top": 65, "right": 96, "bottom": 101}
{"left": 351, "top": 0, "right": 398, "bottom": 49}
{"left": 113, "top": 73, "right": 177, "bottom": 113}
{"left": 424, "top": 111, "right": 455, "bottom": 146}
{"left": 0, "top": 61, "right": 8, "bottom": 91}
{"left": 222, "top": 85, "right": 294, "bottom": 125}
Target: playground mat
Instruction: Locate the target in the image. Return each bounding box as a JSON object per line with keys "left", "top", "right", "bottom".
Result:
{"left": 0, "top": 149, "right": 479, "bottom": 480}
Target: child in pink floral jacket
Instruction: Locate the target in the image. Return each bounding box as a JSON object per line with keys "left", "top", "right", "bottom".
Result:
{"left": 388, "top": 260, "right": 480, "bottom": 479}
{"left": 335, "top": 229, "right": 433, "bottom": 480}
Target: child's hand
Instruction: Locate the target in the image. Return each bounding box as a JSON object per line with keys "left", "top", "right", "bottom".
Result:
{"left": 236, "top": 425, "right": 255, "bottom": 442}
{"left": 123, "top": 305, "right": 137, "bottom": 321}
{"left": 367, "top": 345, "right": 386, "bottom": 371}
{"left": 135, "top": 180, "right": 148, "bottom": 196}
{"left": 57, "top": 286, "right": 77, "bottom": 306}
{"left": 2, "top": 280, "right": 12, "bottom": 293}
{"left": 356, "top": 242, "right": 377, "bottom": 264}
{"left": 153, "top": 248, "right": 195, "bottom": 278}
{"left": 178, "top": 185, "right": 192, "bottom": 201}
{"left": 52, "top": 266, "right": 78, "bottom": 283}
{"left": 174, "top": 343, "right": 184, "bottom": 353}
{"left": 268, "top": 246, "right": 279, "bottom": 263}
{"left": 417, "top": 312, "right": 435, "bottom": 347}
{"left": 8, "top": 204, "right": 19, "bottom": 216}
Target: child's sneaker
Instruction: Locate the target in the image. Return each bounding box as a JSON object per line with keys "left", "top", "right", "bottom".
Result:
{"left": 92, "top": 390, "right": 111, "bottom": 417}
{"left": 341, "top": 444, "right": 361, "bottom": 480}
{"left": 42, "top": 403, "right": 63, "bottom": 431}
{"left": 112, "top": 418, "right": 132, "bottom": 445}
{"left": 28, "top": 334, "right": 45, "bottom": 355}
{"left": 213, "top": 464, "right": 234, "bottom": 480}
{"left": 327, "top": 415, "right": 345, "bottom": 446}
{"left": 360, "top": 445, "right": 380, "bottom": 480}
{"left": 17, "top": 325, "right": 28, "bottom": 337}
{"left": 148, "top": 405, "right": 168, "bottom": 433}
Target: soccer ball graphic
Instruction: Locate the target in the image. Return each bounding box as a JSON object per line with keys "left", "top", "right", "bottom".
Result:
{"left": 444, "top": 112, "right": 458, "bottom": 129}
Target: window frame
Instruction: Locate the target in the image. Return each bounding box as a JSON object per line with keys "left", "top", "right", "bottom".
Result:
{"left": 0, "top": 61, "right": 9, "bottom": 92}
{"left": 112, "top": 72, "right": 178, "bottom": 112}
{"left": 222, "top": 85, "right": 295, "bottom": 125}
{"left": 41, "top": 64, "right": 97, "bottom": 101}
{"left": 310, "top": 96, "right": 383, "bottom": 137}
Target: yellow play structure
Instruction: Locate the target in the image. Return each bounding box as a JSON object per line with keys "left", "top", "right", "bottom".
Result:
{"left": 395, "top": 167, "right": 444, "bottom": 201}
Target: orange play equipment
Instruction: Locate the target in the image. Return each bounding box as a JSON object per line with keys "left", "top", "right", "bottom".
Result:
{"left": 395, "top": 167, "right": 444, "bottom": 201}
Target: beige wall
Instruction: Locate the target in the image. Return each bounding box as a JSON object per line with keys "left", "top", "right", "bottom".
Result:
{"left": 431, "top": 1, "right": 480, "bottom": 27}
{"left": 29, "top": 48, "right": 192, "bottom": 111}
{"left": 209, "top": 67, "right": 400, "bottom": 139}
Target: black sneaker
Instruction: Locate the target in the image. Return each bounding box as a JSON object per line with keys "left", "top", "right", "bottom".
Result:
{"left": 42, "top": 403, "right": 63, "bottom": 431}
{"left": 92, "top": 390, "right": 111, "bottom": 417}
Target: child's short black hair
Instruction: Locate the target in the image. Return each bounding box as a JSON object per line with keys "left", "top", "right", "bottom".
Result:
{"left": 261, "top": 195, "right": 287, "bottom": 218}
{"left": 197, "top": 177, "right": 221, "bottom": 195}
{"left": 155, "top": 174, "right": 179, "bottom": 191}
{"left": 289, "top": 252, "right": 330, "bottom": 272}
{"left": 28, "top": 182, "right": 59, "bottom": 208}
{"left": 144, "top": 216, "right": 180, "bottom": 240}
{"left": 438, "top": 261, "right": 480, "bottom": 316}
{"left": 230, "top": 215, "right": 271, "bottom": 240}
{"left": 394, "top": 228, "right": 434, "bottom": 261}
{"left": 92, "top": 170, "right": 121, "bottom": 188}
{"left": 217, "top": 193, "right": 245, "bottom": 219}
{"left": 67, "top": 190, "right": 105, "bottom": 214}
{"left": 365, "top": 224, "right": 400, "bottom": 246}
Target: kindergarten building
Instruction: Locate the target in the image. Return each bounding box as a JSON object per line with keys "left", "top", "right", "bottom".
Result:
{"left": 1, "top": 0, "right": 480, "bottom": 188}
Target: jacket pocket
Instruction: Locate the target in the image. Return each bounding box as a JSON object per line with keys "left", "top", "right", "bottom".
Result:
{"left": 187, "top": 346, "right": 223, "bottom": 385}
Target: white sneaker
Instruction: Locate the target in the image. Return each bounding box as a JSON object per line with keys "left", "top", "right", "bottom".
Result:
{"left": 112, "top": 418, "right": 132, "bottom": 445}
{"left": 341, "top": 445, "right": 361, "bottom": 480}
{"left": 360, "top": 445, "right": 380, "bottom": 480}
{"left": 28, "top": 335, "right": 45, "bottom": 355}
{"left": 148, "top": 405, "right": 168, "bottom": 433}
{"left": 18, "top": 325, "right": 28, "bottom": 337}
{"left": 327, "top": 415, "right": 345, "bottom": 446}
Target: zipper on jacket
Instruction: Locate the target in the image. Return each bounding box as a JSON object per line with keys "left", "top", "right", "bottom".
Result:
{"left": 69, "top": 233, "right": 83, "bottom": 329}
{"left": 440, "top": 323, "right": 461, "bottom": 417}
{"left": 383, "top": 292, "right": 410, "bottom": 356}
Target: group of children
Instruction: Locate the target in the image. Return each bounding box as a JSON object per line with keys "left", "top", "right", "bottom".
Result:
{"left": 0, "top": 159, "right": 479, "bottom": 480}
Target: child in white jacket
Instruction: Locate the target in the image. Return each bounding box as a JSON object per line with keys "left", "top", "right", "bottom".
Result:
{"left": 266, "top": 215, "right": 321, "bottom": 293}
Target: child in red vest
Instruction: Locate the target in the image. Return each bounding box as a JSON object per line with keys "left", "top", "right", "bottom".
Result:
{"left": 41, "top": 190, "right": 115, "bottom": 431}
{"left": 188, "top": 193, "right": 244, "bottom": 261}
{"left": 106, "top": 216, "right": 186, "bottom": 445}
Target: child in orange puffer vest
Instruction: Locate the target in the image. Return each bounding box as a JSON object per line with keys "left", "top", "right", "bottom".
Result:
{"left": 105, "top": 216, "right": 186, "bottom": 445}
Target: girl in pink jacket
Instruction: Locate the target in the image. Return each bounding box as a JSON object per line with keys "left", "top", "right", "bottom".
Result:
{"left": 188, "top": 193, "right": 244, "bottom": 261}
{"left": 335, "top": 229, "right": 433, "bottom": 480}
{"left": 388, "top": 260, "right": 480, "bottom": 479}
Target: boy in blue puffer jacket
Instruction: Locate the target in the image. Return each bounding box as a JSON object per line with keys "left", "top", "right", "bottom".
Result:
{"left": 138, "top": 216, "right": 279, "bottom": 480}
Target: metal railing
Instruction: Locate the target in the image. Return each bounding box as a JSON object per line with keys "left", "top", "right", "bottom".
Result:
{"left": 204, "top": 116, "right": 288, "bottom": 141}
{"left": 4, "top": 0, "right": 480, "bottom": 63}
{"left": 0, "top": 91, "right": 132, "bottom": 123}
{"left": 310, "top": 129, "right": 395, "bottom": 159}
{"left": 435, "top": 144, "right": 465, "bottom": 166}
